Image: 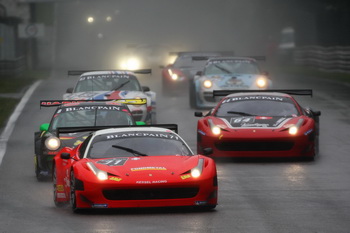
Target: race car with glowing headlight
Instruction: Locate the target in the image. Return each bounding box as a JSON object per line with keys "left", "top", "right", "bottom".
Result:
{"left": 161, "top": 51, "right": 234, "bottom": 94}
{"left": 34, "top": 99, "right": 145, "bottom": 181}
{"left": 194, "top": 90, "right": 321, "bottom": 160}
{"left": 63, "top": 69, "right": 156, "bottom": 124}
{"left": 52, "top": 125, "right": 218, "bottom": 212}
{"left": 189, "top": 56, "right": 271, "bottom": 108}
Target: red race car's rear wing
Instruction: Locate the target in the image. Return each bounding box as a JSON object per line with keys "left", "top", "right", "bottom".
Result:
{"left": 67, "top": 69, "right": 152, "bottom": 76}
{"left": 40, "top": 98, "right": 147, "bottom": 108}
{"left": 57, "top": 124, "right": 178, "bottom": 136}
{"left": 213, "top": 89, "right": 313, "bottom": 97}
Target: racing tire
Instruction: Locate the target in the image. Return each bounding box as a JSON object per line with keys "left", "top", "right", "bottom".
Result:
{"left": 189, "top": 81, "right": 197, "bottom": 109}
{"left": 304, "top": 135, "right": 319, "bottom": 162}
{"left": 70, "top": 170, "right": 80, "bottom": 213}
{"left": 35, "top": 155, "right": 46, "bottom": 182}
{"left": 53, "top": 165, "right": 67, "bottom": 207}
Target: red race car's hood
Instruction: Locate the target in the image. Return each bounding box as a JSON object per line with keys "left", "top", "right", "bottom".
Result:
{"left": 90, "top": 155, "right": 200, "bottom": 177}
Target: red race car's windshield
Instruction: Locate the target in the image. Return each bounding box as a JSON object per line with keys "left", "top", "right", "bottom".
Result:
{"left": 87, "top": 133, "right": 193, "bottom": 159}
{"left": 215, "top": 98, "right": 300, "bottom": 117}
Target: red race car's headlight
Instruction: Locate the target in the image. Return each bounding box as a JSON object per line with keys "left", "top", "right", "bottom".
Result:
{"left": 87, "top": 162, "right": 108, "bottom": 181}
{"left": 191, "top": 158, "right": 204, "bottom": 178}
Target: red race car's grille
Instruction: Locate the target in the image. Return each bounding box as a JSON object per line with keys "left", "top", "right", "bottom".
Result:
{"left": 103, "top": 187, "right": 199, "bottom": 200}
{"left": 215, "top": 141, "right": 294, "bottom": 151}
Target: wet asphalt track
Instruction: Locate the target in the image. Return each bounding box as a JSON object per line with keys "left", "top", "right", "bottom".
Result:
{"left": 0, "top": 69, "right": 350, "bottom": 233}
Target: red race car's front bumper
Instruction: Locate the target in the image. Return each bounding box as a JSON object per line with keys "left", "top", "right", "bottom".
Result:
{"left": 73, "top": 175, "right": 218, "bottom": 209}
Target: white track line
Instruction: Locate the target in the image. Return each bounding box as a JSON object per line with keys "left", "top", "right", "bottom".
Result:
{"left": 0, "top": 80, "right": 42, "bottom": 166}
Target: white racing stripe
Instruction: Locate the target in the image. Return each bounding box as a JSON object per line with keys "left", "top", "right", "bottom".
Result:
{"left": 0, "top": 80, "right": 42, "bottom": 166}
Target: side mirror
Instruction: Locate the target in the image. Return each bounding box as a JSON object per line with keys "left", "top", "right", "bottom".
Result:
{"left": 66, "top": 87, "right": 73, "bottom": 93}
{"left": 305, "top": 108, "right": 321, "bottom": 117}
{"left": 312, "top": 110, "right": 321, "bottom": 117}
{"left": 142, "top": 86, "right": 150, "bottom": 92}
{"left": 203, "top": 148, "right": 213, "bottom": 156}
{"left": 194, "top": 112, "right": 203, "bottom": 117}
{"left": 60, "top": 152, "right": 70, "bottom": 160}
{"left": 40, "top": 123, "right": 50, "bottom": 132}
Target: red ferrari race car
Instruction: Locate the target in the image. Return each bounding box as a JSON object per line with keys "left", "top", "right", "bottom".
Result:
{"left": 53, "top": 125, "right": 217, "bottom": 212}
{"left": 194, "top": 90, "right": 321, "bottom": 160}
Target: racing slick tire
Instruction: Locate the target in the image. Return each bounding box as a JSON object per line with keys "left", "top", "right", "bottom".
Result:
{"left": 35, "top": 155, "right": 46, "bottom": 182}
{"left": 303, "top": 133, "right": 319, "bottom": 162}
{"left": 70, "top": 170, "right": 80, "bottom": 213}
{"left": 53, "top": 165, "right": 67, "bottom": 207}
{"left": 189, "top": 81, "right": 198, "bottom": 109}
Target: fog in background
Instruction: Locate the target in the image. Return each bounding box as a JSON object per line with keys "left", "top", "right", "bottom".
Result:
{"left": 52, "top": 0, "right": 314, "bottom": 70}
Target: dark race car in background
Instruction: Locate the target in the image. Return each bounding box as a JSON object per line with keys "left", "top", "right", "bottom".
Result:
{"left": 190, "top": 56, "right": 271, "bottom": 108}
{"left": 194, "top": 90, "right": 321, "bottom": 160}
{"left": 161, "top": 51, "right": 234, "bottom": 94}
{"left": 64, "top": 69, "right": 156, "bottom": 124}
{"left": 53, "top": 125, "right": 218, "bottom": 212}
{"left": 34, "top": 99, "right": 144, "bottom": 181}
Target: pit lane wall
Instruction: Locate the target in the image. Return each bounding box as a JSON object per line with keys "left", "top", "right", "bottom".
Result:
{"left": 293, "top": 46, "right": 350, "bottom": 74}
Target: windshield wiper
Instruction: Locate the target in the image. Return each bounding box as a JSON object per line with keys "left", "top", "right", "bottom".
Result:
{"left": 227, "top": 111, "right": 256, "bottom": 116}
{"left": 111, "top": 80, "right": 130, "bottom": 91}
{"left": 214, "top": 64, "right": 231, "bottom": 74}
{"left": 112, "top": 144, "right": 148, "bottom": 156}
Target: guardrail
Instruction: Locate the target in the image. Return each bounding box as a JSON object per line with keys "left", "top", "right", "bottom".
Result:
{"left": 293, "top": 46, "right": 350, "bottom": 73}
{"left": 0, "top": 56, "right": 26, "bottom": 77}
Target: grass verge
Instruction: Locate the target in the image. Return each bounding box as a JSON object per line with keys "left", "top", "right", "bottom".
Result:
{"left": 0, "top": 98, "right": 19, "bottom": 129}
{"left": 0, "top": 69, "right": 49, "bottom": 93}
{"left": 0, "top": 69, "right": 50, "bottom": 130}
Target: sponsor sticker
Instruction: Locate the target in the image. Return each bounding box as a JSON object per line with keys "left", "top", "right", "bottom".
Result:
{"left": 181, "top": 174, "right": 191, "bottom": 180}
{"left": 109, "top": 177, "right": 122, "bottom": 182}
{"left": 97, "top": 158, "right": 128, "bottom": 166}
{"left": 57, "top": 193, "right": 66, "bottom": 198}
{"left": 105, "top": 132, "right": 180, "bottom": 141}
{"left": 222, "top": 96, "right": 285, "bottom": 104}
{"left": 136, "top": 180, "right": 167, "bottom": 184}
{"left": 131, "top": 167, "right": 167, "bottom": 172}
{"left": 56, "top": 185, "right": 64, "bottom": 192}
